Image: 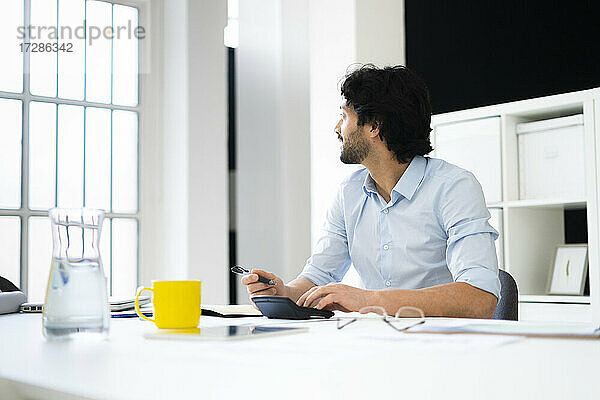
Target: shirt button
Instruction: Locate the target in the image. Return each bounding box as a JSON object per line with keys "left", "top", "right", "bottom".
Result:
{"left": 385, "top": 280, "right": 391, "bottom": 287}
{"left": 383, "top": 244, "right": 389, "bottom": 251}
{"left": 383, "top": 208, "right": 389, "bottom": 214}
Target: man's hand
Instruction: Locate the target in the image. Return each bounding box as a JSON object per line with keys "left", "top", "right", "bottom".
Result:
{"left": 296, "top": 283, "right": 373, "bottom": 312}
{"left": 241, "top": 269, "right": 288, "bottom": 298}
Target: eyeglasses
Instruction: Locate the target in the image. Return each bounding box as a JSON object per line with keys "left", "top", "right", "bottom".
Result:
{"left": 337, "top": 306, "right": 425, "bottom": 332}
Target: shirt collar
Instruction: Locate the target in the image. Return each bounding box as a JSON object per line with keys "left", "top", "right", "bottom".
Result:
{"left": 362, "top": 172, "right": 378, "bottom": 196}
{"left": 362, "top": 156, "right": 427, "bottom": 201}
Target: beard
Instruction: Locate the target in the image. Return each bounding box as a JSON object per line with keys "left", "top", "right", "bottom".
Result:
{"left": 340, "top": 127, "right": 370, "bottom": 164}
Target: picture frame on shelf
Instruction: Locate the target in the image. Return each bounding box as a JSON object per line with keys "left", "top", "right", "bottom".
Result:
{"left": 547, "top": 244, "right": 588, "bottom": 296}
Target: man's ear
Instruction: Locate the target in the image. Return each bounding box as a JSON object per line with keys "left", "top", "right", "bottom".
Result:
{"left": 368, "top": 121, "right": 380, "bottom": 138}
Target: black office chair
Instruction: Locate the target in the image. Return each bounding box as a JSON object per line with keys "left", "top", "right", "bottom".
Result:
{"left": 0, "top": 276, "right": 20, "bottom": 292}
{"left": 492, "top": 269, "right": 518, "bottom": 320}
{"left": 0, "top": 276, "right": 27, "bottom": 315}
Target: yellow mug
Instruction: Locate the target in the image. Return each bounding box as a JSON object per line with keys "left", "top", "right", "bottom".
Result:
{"left": 135, "top": 280, "right": 201, "bottom": 329}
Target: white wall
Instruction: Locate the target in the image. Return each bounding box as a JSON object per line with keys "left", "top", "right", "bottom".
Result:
{"left": 309, "top": 0, "right": 405, "bottom": 245}
{"left": 235, "top": 0, "right": 405, "bottom": 300}
{"left": 236, "top": 0, "right": 311, "bottom": 303}
{"left": 309, "top": 0, "right": 405, "bottom": 286}
{"left": 308, "top": 0, "right": 359, "bottom": 246}
{"left": 139, "top": 0, "right": 228, "bottom": 304}
{"left": 355, "top": 0, "right": 405, "bottom": 66}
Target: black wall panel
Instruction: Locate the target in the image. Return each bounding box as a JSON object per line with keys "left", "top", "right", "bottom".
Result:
{"left": 405, "top": 1, "right": 600, "bottom": 114}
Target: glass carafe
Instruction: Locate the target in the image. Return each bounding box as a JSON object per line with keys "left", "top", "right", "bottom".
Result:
{"left": 43, "top": 208, "right": 110, "bottom": 339}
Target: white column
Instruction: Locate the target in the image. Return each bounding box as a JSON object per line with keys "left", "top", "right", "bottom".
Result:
{"left": 187, "top": 0, "right": 229, "bottom": 304}
{"left": 139, "top": 0, "right": 229, "bottom": 304}
{"left": 236, "top": 0, "right": 311, "bottom": 303}
{"left": 280, "top": 0, "right": 312, "bottom": 284}
{"left": 161, "top": 0, "right": 189, "bottom": 281}
{"left": 139, "top": 0, "right": 189, "bottom": 287}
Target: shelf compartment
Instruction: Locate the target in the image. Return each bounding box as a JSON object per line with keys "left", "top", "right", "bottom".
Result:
{"left": 519, "top": 302, "right": 592, "bottom": 323}
{"left": 519, "top": 295, "right": 590, "bottom": 304}
{"left": 504, "top": 207, "right": 565, "bottom": 294}
{"left": 501, "top": 198, "right": 586, "bottom": 209}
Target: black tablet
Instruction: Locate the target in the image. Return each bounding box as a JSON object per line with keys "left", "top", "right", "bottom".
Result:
{"left": 251, "top": 295, "right": 334, "bottom": 320}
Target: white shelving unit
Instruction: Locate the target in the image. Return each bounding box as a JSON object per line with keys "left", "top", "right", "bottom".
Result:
{"left": 519, "top": 295, "right": 590, "bottom": 304}
{"left": 431, "top": 88, "right": 600, "bottom": 323}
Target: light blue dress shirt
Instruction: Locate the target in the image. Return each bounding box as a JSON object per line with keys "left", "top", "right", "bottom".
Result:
{"left": 299, "top": 156, "right": 500, "bottom": 299}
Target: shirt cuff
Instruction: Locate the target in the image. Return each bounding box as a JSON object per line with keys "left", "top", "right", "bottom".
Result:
{"left": 298, "top": 264, "right": 335, "bottom": 287}
{"left": 454, "top": 266, "right": 501, "bottom": 300}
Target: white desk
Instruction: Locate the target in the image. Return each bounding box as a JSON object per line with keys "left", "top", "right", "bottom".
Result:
{"left": 1, "top": 313, "right": 599, "bottom": 399}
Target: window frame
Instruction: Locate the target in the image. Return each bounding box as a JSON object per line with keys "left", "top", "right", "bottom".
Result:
{"left": 0, "top": 0, "right": 146, "bottom": 297}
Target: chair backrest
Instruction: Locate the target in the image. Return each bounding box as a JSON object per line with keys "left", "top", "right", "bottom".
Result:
{"left": 492, "top": 269, "right": 518, "bottom": 320}
{"left": 0, "top": 276, "right": 27, "bottom": 315}
{"left": 0, "top": 276, "right": 20, "bottom": 292}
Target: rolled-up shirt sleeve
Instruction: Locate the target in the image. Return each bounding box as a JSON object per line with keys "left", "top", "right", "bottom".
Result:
{"left": 299, "top": 186, "right": 351, "bottom": 286}
{"left": 440, "top": 171, "right": 501, "bottom": 299}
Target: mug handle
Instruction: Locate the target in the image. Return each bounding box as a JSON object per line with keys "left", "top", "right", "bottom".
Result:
{"left": 135, "top": 287, "right": 154, "bottom": 322}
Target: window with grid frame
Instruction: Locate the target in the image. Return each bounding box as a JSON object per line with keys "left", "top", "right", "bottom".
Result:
{"left": 0, "top": 0, "right": 140, "bottom": 301}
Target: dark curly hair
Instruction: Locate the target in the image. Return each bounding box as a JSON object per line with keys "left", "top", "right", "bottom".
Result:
{"left": 340, "top": 64, "right": 433, "bottom": 163}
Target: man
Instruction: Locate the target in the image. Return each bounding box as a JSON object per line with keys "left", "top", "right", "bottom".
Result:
{"left": 242, "top": 65, "right": 500, "bottom": 318}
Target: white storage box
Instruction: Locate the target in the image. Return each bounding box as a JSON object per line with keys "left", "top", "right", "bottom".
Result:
{"left": 434, "top": 117, "right": 502, "bottom": 204}
{"left": 517, "top": 114, "right": 585, "bottom": 200}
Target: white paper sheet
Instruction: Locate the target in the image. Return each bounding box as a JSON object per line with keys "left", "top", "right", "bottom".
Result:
{"left": 408, "top": 320, "right": 600, "bottom": 337}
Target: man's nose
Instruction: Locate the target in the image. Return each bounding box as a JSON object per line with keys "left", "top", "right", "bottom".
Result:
{"left": 334, "top": 120, "right": 341, "bottom": 134}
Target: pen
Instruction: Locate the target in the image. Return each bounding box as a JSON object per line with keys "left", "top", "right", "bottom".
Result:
{"left": 111, "top": 312, "right": 153, "bottom": 319}
{"left": 230, "top": 266, "right": 276, "bottom": 285}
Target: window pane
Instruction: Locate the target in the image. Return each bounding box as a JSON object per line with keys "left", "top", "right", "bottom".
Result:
{"left": 30, "top": 0, "right": 58, "bottom": 97}
{"left": 112, "top": 5, "right": 139, "bottom": 106}
{"left": 111, "top": 218, "right": 137, "bottom": 298}
{"left": 28, "top": 217, "right": 52, "bottom": 302}
{"left": 0, "top": 99, "right": 22, "bottom": 209}
{"left": 57, "top": 105, "right": 84, "bottom": 208}
{"left": 0, "top": 0, "right": 24, "bottom": 93}
{"left": 85, "top": 0, "right": 112, "bottom": 103}
{"left": 100, "top": 217, "right": 111, "bottom": 296}
{"left": 0, "top": 217, "right": 21, "bottom": 288}
{"left": 58, "top": 0, "right": 85, "bottom": 100}
{"left": 85, "top": 107, "right": 111, "bottom": 210}
{"left": 29, "top": 102, "right": 57, "bottom": 210}
{"left": 112, "top": 111, "right": 138, "bottom": 213}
